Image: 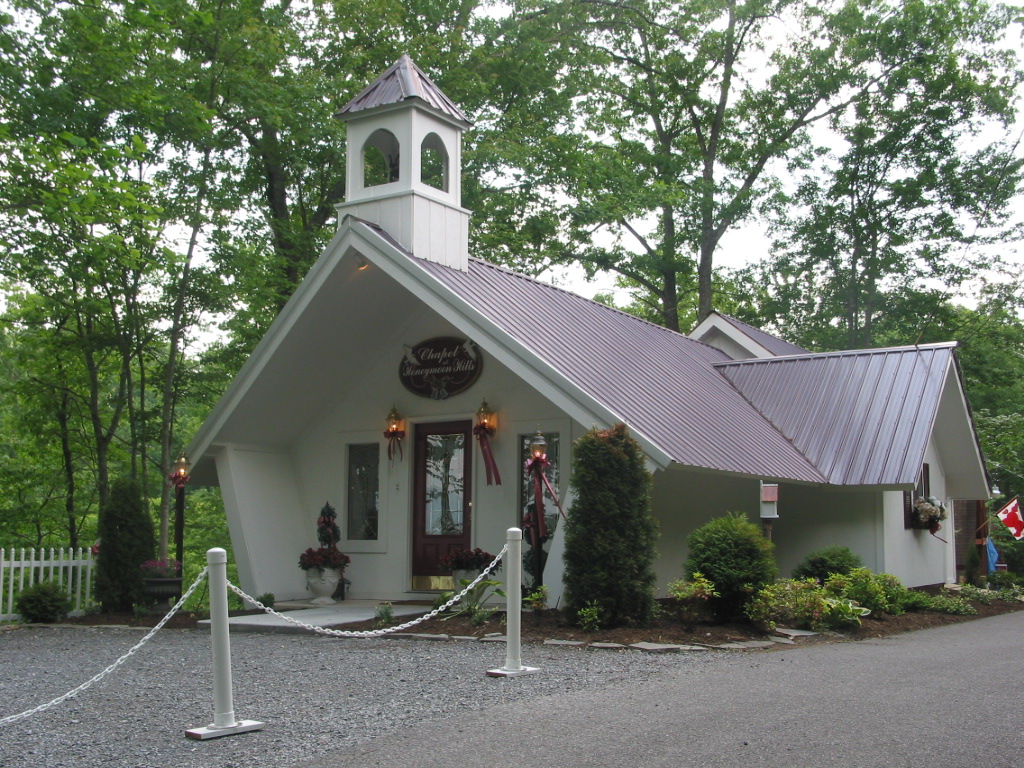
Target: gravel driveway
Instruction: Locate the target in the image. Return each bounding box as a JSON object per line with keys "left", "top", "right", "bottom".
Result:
{"left": 0, "top": 625, "right": 711, "bottom": 768}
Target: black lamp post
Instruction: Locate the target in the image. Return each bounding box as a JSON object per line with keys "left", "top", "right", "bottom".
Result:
{"left": 171, "top": 454, "right": 191, "bottom": 575}
{"left": 526, "top": 432, "right": 548, "bottom": 589}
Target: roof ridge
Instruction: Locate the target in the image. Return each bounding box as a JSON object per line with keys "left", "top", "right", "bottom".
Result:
{"left": 465, "top": 256, "right": 711, "bottom": 342}
{"left": 712, "top": 341, "right": 958, "bottom": 367}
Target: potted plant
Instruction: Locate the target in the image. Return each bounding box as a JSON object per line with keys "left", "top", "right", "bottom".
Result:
{"left": 298, "top": 502, "right": 350, "bottom": 604}
{"left": 140, "top": 559, "right": 182, "bottom": 609}
{"left": 912, "top": 496, "right": 947, "bottom": 534}
{"left": 440, "top": 547, "right": 500, "bottom": 586}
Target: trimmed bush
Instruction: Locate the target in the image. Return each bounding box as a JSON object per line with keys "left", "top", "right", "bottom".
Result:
{"left": 16, "top": 582, "right": 72, "bottom": 623}
{"left": 563, "top": 423, "right": 658, "bottom": 628}
{"left": 95, "top": 477, "right": 155, "bottom": 613}
{"left": 685, "top": 512, "right": 777, "bottom": 619}
{"left": 792, "top": 546, "right": 863, "bottom": 582}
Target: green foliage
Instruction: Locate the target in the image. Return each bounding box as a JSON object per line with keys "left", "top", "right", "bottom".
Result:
{"left": 15, "top": 581, "right": 72, "bottom": 623}
{"left": 563, "top": 424, "right": 658, "bottom": 628}
{"left": 373, "top": 601, "right": 395, "bottom": 629}
{"left": 745, "top": 579, "right": 870, "bottom": 633}
{"left": 792, "top": 546, "right": 863, "bottom": 582}
{"left": 438, "top": 578, "right": 506, "bottom": 626}
{"left": 95, "top": 477, "right": 154, "bottom": 613}
{"left": 921, "top": 592, "right": 978, "bottom": 616}
{"left": 685, "top": 512, "right": 777, "bottom": 620}
{"left": 987, "top": 570, "right": 1021, "bottom": 591}
{"left": 824, "top": 568, "right": 906, "bottom": 615}
{"left": 576, "top": 601, "right": 602, "bottom": 633}
{"left": 256, "top": 593, "right": 275, "bottom": 609}
{"left": 666, "top": 573, "right": 719, "bottom": 627}
{"left": 957, "top": 584, "right": 993, "bottom": 605}
{"left": 898, "top": 588, "right": 977, "bottom": 616}
{"left": 524, "top": 585, "right": 549, "bottom": 612}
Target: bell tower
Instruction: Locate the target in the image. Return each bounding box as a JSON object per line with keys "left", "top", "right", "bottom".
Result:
{"left": 335, "top": 55, "right": 472, "bottom": 271}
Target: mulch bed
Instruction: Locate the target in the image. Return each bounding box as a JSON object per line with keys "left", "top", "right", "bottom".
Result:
{"left": 53, "top": 597, "right": 1024, "bottom": 647}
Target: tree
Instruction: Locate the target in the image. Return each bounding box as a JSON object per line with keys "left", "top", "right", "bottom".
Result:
{"left": 475, "top": 0, "right": 1023, "bottom": 331}
{"left": 95, "top": 477, "right": 155, "bottom": 613}
{"left": 563, "top": 423, "right": 658, "bottom": 628}
{"left": 754, "top": 9, "right": 1023, "bottom": 350}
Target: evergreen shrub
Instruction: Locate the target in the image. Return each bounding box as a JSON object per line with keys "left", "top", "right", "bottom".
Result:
{"left": 685, "top": 512, "right": 777, "bottom": 619}
{"left": 792, "top": 546, "right": 863, "bottom": 582}
{"left": 16, "top": 582, "right": 72, "bottom": 623}
{"left": 963, "top": 544, "right": 982, "bottom": 587}
{"left": 563, "top": 423, "right": 658, "bottom": 628}
{"left": 95, "top": 477, "right": 155, "bottom": 613}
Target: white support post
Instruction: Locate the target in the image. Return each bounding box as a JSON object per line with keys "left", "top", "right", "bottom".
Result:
{"left": 186, "top": 548, "right": 264, "bottom": 740}
{"left": 487, "top": 527, "right": 539, "bottom": 677}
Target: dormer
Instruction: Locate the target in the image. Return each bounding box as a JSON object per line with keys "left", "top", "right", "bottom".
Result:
{"left": 690, "top": 312, "right": 809, "bottom": 360}
{"left": 335, "top": 55, "right": 472, "bottom": 271}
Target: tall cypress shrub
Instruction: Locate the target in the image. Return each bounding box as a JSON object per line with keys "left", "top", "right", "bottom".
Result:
{"left": 563, "top": 423, "right": 658, "bottom": 628}
{"left": 95, "top": 477, "right": 155, "bottom": 613}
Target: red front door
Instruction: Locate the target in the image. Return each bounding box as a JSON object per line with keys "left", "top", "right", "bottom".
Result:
{"left": 412, "top": 421, "right": 472, "bottom": 589}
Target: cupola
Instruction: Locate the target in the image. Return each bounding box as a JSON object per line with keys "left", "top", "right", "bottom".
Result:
{"left": 335, "top": 55, "right": 472, "bottom": 271}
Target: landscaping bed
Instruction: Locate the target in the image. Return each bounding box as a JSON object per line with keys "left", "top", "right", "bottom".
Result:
{"left": 53, "top": 595, "right": 1024, "bottom": 646}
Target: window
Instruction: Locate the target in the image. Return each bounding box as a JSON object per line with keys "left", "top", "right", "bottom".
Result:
{"left": 347, "top": 443, "right": 379, "bottom": 540}
{"left": 363, "top": 129, "right": 400, "bottom": 187}
{"left": 420, "top": 133, "right": 448, "bottom": 192}
{"left": 904, "top": 463, "right": 930, "bottom": 529}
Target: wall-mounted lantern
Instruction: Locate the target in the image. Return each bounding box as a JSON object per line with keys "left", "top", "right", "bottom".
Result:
{"left": 528, "top": 431, "right": 547, "bottom": 461}
{"left": 383, "top": 406, "right": 405, "bottom": 461}
{"left": 473, "top": 401, "right": 501, "bottom": 486}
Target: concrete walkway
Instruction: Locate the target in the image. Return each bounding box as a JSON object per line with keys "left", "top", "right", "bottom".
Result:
{"left": 199, "top": 599, "right": 431, "bottom": 633}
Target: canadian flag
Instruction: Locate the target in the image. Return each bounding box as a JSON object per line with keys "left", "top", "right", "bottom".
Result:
{"left": 997, "top": 498, "right": 1024, "bottom": 540}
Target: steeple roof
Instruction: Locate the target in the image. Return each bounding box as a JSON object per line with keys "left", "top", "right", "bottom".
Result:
{"left": 335, "top": 54, "right": 471, "bottom": 126}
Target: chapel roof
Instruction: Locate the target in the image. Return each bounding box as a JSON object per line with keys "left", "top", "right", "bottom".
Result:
{"left": 714, "top": 344, "right": 958, "bottom": 486}
{"left": 371, "top": 225, "right": 973, "bottom": 487}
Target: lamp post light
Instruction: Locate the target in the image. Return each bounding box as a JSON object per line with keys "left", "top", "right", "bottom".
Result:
{"left": 525, "top": 431, "right": 548, "bottom": 588}
{"left": 171, "top": 454, "right": 191, "bottom": 577}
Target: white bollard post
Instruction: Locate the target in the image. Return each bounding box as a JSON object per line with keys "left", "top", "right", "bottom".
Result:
{"left": 487, "top": 528, "right": 539, "bottom": 677}
{"left": 186, "top": 548, "right": 265, "bottom": 740}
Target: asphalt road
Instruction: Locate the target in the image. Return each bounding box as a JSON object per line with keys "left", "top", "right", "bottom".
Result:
{"left": 296, "top": 611, "right": 1024, "bottom": 768}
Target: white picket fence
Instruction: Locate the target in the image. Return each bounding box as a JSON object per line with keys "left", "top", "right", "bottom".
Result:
{"left": 0, "top": 547, "right": 96, "bottom": 621}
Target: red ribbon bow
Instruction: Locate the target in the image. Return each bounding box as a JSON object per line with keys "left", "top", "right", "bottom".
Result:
{"left": 384, "top": 429, "right": 405, "bottom": 461}
{"left": 473, "top": 424, "right": 502, "bottom": 486}
{"left": 523, "top": 454, "right": 567, "bottom": 545}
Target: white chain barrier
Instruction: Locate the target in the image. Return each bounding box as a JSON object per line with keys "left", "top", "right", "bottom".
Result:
{"left": 225, "top": 542, "right": 510, "bottom": 638}
{"left": 0, "top": 566, "right": 211, "bottom": 727}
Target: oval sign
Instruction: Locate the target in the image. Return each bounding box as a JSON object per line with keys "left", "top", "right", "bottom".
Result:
{"left": 399, "top": 337, "right": 483, "bottom": 400}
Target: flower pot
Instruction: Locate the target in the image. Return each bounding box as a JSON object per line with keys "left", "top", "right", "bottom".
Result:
{"left": 306, "top": 567, "right": 343, "bottom": 604}
{"left": 143, "top": 577, "right": 182, "bottom": 611}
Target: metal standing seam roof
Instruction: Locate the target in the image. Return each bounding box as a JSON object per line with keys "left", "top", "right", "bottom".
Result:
{"left": 400, "top": 249, "right": 829, "bottom": 483}
{"left": 713, "top": 344, "right": 957, "bottom": 486}
{"left": 717, "top": 313, "right": 810, "bottom": 356}
{"left": 334, "top": 54, "right": 471, "bottom": 126}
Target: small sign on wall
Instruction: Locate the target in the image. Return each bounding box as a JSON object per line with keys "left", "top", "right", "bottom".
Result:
{"left": 399, "top": 337, "right": 482, "bottom": 400}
